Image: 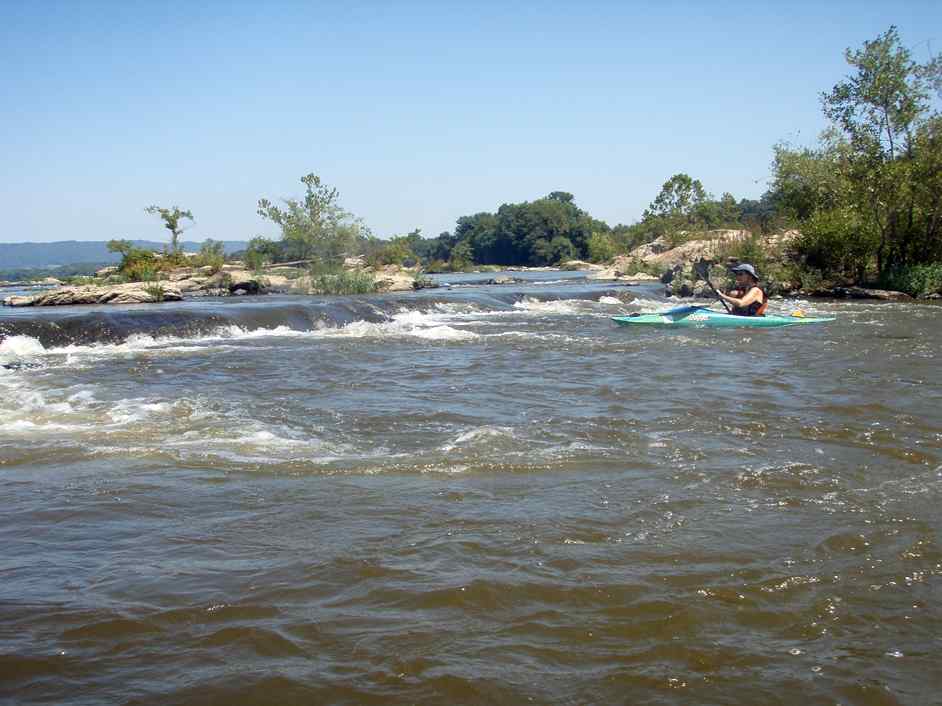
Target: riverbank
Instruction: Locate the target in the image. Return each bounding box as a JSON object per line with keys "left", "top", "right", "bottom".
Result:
{"left": 5, "top": 234, "right": 941, "bottom": 309}
{"left": 1, "top": 260, "right": 424, "bottom": 307}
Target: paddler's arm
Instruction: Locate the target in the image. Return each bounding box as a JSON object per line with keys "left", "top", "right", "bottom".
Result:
{"left": 717, "top": 288, "right": 761, "bottom": 308}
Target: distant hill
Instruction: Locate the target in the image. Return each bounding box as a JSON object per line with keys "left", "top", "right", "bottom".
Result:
{"left": 0, "top": 240, "right": 248, "bottom": 270}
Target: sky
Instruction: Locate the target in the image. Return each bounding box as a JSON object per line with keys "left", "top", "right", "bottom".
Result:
{"left": 1, "top": 0, "right": 940, "bottom": 244}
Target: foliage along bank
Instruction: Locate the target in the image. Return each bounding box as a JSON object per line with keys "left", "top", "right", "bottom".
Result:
{"left": 35, "top": 27, "right": 939, "bottom": 300}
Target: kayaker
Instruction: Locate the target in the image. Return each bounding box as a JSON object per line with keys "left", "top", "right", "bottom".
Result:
{"left": 717, "top": 264, "right": 768, "bottom": 316}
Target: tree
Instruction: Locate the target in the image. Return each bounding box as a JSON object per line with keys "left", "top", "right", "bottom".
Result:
{"left": 145, "top": 205, "right": 193, "bottom": 253}
{"left": 769, "top": 140, "right": 850, "bottom": 223}
{"left": 257, "top": 173, "right": 369, "bottom": 266}
{"left": 586, "top": 232, "right": 616, "bottom": 262}
{"left": 196, "top": 239, "right": 225, "bottom": 272}
{"left": 449, "top": 240, "right": 473, "bottom": 270}
{"left": 821, "top": 26, "right": 942, "bottom": 274}
{"left": 644, "top": 173, "right": 708, "bottom": 223}
{"left": 243, "top": 236, "right": 281, "bottom": 271}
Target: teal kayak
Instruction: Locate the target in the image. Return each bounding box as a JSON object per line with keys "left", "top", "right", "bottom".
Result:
{"left": 612, "top": 305, "right": 835, "bottom": 329}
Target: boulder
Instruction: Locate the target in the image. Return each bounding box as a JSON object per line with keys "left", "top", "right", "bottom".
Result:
{"left": 3, "top": 282, "right": 183, "bottom": 307}
{"left": 587, "top": 268, "right": 616, "bottom": 280}
{"left": 412, "top": 276, "right": 439, "bottom": 290}
{"left": 622, "top": 272, "right": 659, "bottom": 281}
{"left": 166, "top": 268, "right": 201, "bottom": 282}
{"left": 375, "top": 266, "right": 417, "bottom": 292}
{"left": 675, "top": 278, "right": 695, "bottom": 298}
{"left": 343, "top": 256, "right": 366, "bottom": 268}
{"left": 487, "top": 275, "right": 517, "bottom": 285}
{"left": 174, "top": 277, "right": 211, "bottom": 293}
{"left": 560, "top": 260, "right": 604, "bottom": 271}
{"left": 230, "top": 275, "right": 262, "bottom": 295}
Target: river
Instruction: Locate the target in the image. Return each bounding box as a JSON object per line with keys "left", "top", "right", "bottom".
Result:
{"left": 1, "top": 272, "right": 940, "bottom": 704}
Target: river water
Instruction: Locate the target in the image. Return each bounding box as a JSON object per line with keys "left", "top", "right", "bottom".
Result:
{"left": 1, "top": 273, "right": 940, "bottom": 705}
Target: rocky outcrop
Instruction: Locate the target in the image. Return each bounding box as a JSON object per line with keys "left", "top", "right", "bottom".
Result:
{"left": 373, "top": 265, "right": 417, "bottom": 292}
{"left": 3, "top": 282, "right": 183, "bottom": 307}
{"left": 627, "top": 230, "right": 800, "bottom": 270}
{"left": 588, "top": 255, "right": 661, "bottom": 282}
{"left": 620, "top": 230, "right": 805, "bottom": 299}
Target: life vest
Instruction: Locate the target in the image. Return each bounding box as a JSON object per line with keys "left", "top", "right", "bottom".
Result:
{"left": 730, "top": 285, "right": 768, "bottom": 316}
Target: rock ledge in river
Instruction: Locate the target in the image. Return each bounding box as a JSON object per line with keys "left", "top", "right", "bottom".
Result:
{"left": 3, "top": 282, "right": 183, "bottom": 307}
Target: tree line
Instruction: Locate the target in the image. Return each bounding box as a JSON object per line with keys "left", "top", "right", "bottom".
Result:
{"left": 128, "top": 27, "right": 940, "bottom": 294}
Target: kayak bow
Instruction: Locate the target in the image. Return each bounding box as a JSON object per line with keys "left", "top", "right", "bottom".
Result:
{"left": 612, "top": 305, "right": 834, "bottom": 328}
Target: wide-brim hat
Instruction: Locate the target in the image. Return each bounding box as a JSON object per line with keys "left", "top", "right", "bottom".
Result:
{"left": 730, "top": 263, "right": 759, "bottom": 279}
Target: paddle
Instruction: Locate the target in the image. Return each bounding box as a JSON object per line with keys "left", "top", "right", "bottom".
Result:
{"left": 694, "top": 262, "right": 732, "bottom": 313}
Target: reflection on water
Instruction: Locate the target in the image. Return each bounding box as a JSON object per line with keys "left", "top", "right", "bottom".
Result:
{"left": 1, "top": 279, "right": 940, "bottom": 704}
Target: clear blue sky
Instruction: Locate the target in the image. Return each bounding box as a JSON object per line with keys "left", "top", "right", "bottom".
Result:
{"left": 1, "top": 1, "right": 940, "bottom": 244}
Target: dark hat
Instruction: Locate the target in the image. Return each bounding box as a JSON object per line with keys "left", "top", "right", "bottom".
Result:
{"left": 730, "top": 263, "right": 759, "bottom": 279}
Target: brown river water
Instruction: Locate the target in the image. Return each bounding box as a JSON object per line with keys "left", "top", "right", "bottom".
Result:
{"left": 1, "top": 273, "right": 940, "bottom": 705}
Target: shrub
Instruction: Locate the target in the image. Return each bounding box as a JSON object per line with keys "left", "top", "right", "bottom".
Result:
{"left": 366, "top": 238, "right": 415, "bottom": 268}
{"left": 192, "top": 239, "right": 225, "bottom": 273}
{"left": 617, "top": 257, "right": 661, "bottom": 277}
{"left": 143, "top": 283, "right": 166, "bottom": 302}
{"left": 413, "top": 274, "right": 436, "bottom": 289}
{"left": 243, "top": 236, "right": 280, "bottom": 272}
{"left": 715, "top": 233, "right": 771, "bottom": 274}
{"left": 107, "top": 239, "right": 192, "bottom": 282}
{"left": 307, "top": 265, "right": 377, "bottom": 295}
{"left": 880, "top": 263, "right": 942, "bottom": 296}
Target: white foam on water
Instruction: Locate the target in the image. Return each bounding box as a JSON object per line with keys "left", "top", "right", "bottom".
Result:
{"left": 2, "top": 419, "right": 90, "bottom": 433}
{"left": 441, "top": 426, "right": 516, "bottom": 452}
{"left": 1, "top": 329, "right": 277, "bottom": 365}
{"left": 107, "top": 400, "right": 175, "bottom": 425}
{"left": 318, "top": 313, "right": 480, "bottom": 342}
{"left": 1, "top": 295, "right": 640, "bottom": 365}
{"left": 484, "top": 331, "right": 582, "bottom": 344}
{"left": 512, "top": 297, "right": 590, "bottom": 315}
{"left": 0, "top": 375, "right": 103, "bottom": 435}
{"left": 0, "top": 335, "right": 47, "bottom": 363}
{"left": 621, "top": 297, "right": 669, "bottom": 311}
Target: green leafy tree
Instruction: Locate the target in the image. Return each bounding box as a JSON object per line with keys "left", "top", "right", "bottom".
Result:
{"left": 821, "top": 26, "right": 942, "bottom": 273}
{"left": 644, "top": 174, "right": 708, "bottom": 223}
{"left": 257, "top": 173, "right": 369, "bottom": 266}
{"left": 716, "top": 192, "right": 742, "bottom": 226}
{"left": 769, "top": 140, "right": 851, "bottom": 223}
{"left": 144, "top": 205, "right": 193, "bottom": 253}
{"left": 449, "top": 240, "right": 473, "bottom": 270}
{"left": 586, "top": 232, "right": 616, "bottom": 262}
{"left": 242, "top": 236, "right": 281, "bottom": 271}
{"left": 367, "top": 234, "right": 416, "bottom": 267}
{"left": 195, "top": 239, "right": 225, "bottom": 272}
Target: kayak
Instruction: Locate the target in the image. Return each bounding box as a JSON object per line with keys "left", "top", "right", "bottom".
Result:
{"left": 612, "top": 305, "right": 835, "bottom": 329}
